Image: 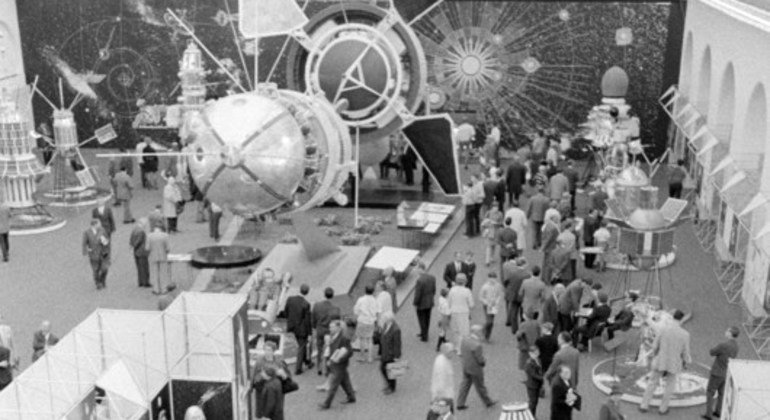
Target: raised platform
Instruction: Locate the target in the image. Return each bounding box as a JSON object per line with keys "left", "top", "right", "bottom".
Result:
{"left": 240, "top": 243, "right": 371, "bottom": 301}
{"left": 190, "top": 245, "right": 262, "bottom": 269}
{"left": 38, "top": 187, "right": 112, "bottom": 208}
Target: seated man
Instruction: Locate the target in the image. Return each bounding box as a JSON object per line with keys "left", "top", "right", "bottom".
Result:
{"left": 606, "top": 291, "right": 639, "bottom": 340}
{"left": 573, "top": 292, "right": 611, "bottom": 351}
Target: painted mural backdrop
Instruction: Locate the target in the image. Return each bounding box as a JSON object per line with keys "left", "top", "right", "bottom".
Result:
{"left": 17, "top": 0, "right": 670, "bottom": 150}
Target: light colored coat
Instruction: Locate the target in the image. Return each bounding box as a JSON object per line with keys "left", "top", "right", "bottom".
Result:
{"left": 431, "top": 353, "right": 455, "bottom": 400}
{"left": 114, "top": 171, "right": 133, "bottom": 200}
{"left": 147, "top": 230, "right": 170, "bottom": 263}
{"left": 651, "top": 322, "right": 692, "bottom": 374}
{"left": 162, "top": 182, "right": 182, "bottom": 217}
{"left": 504, "top": 206, "right": 528, "bottom": 250}
{"left": 447, "top": 285, "right": 474, "bottom": 314}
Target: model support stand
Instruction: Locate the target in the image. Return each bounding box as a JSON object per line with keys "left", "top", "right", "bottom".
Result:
{"left": 0, "top": 87, "right": 64, "bottom": 234}
{"left": 32, "top": 79, "right": 114, "bottom": 207}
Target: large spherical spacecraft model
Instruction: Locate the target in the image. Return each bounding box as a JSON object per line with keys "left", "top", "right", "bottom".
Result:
{"left": 184, "top": 85, "right": 354, "bottom": 218}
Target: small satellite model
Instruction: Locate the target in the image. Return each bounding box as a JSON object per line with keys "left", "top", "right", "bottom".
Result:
{"left": 0, "top": 84, "right": 65, "bottom": 234}
{"left": 31, "top": 78, "right": 114, "bottom": 206}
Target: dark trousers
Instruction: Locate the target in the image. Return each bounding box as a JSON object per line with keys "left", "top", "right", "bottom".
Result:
{"left": 526, "top": 385, "right": 541, "bottom": 417}
{"left": 140, "top": 166, "right": 148, "bottom": 188}
{"left": 0, "top": 232, "right": 8, "bottom": 261}
{"left": 669, "top": 182, "right": 683, "bottom": 198}
{"left": 209, "top": 211, "right": 222, "bottom": 240}
{"left": 323, "top": 366, "right": 355, "bottom": 407}
{"left": 294, "top": 334, "right": 310, "bottom": 373}
{"left": 404, "top": 167, "right": 414, "bottom": 185}
{"left": 584, "top": 238, "right": 595, "bottom": 268}
{"left": 456, "top": 371, "right": 493, "bottom": 406}
{"left": 465, "top": 205, "right": 480, "bottom": 236}
{"left": 508, "top": 301, "right": 521, "bottom": 333}
{"left": 533, "top": 221, "right": 544, "bottom": 248}
{"left": 315, "top": 331, "right": 327, "bottom": 371}
{"left": 166, "top": 217, "right": 178, "bottom": 233}
{"left": 606, "top": 323, "right": 626, "bottom": 340}
{"left": 508, "top": 189, "right": 521, "bottom": 206}
{"left": 569, "top": 190, "right": 576, "bottom": 215}
{"left": 90, "top": 258, "right": 109, "bottom": 288}
{"left": 380, "top": 360, "right": 396, "bottom": 391}
{"left": 558, "top": 312, "right": 574, "bottom": 334}
{"left": 705, "top": 375, "right": 726, "bottom": 416}
{"left": 135, "top": 255, "right": 150, "bottom": 287}
{"left": 416, "top": 308, "right": 432, "bottom": 341}
{"left": 483, "top": 312, "right": 495, "bottom": 340}
{"left": 436, "top": 335, "right": 447, "bottom": 352}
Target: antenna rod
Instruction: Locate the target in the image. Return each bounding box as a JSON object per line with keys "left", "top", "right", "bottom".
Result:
{"left": 58, "top": 78, "right": 64, "bottom": 109}
{"left": 69, "top": 93, "right": 83, "bottom": 111}
{"left": 223, "top": 0, "right": 253, "bottom": 90}
{"left": 166, "top": 9, "right": 248, "bottom": 93}
{"left": 31, "top": 75, "right": 58, "bottom": 112}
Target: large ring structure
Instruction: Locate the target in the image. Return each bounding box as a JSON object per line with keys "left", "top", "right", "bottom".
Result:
{"left": 286, "top": 3, "right": 428, "bottom": 143}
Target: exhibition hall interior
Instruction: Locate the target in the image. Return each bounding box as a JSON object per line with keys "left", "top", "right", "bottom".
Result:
{"left": 1, "top": 0, "right": 770, "bottom": 418}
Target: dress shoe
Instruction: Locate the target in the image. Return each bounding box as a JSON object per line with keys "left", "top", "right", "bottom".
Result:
{"left": 383, "top": 388, "right": 394, "bottom": 395}
{"left": 341, "top": 399, "right": 356, "bottom": 404}
{"left": 457, "top": 406, "right": 468, "bottom": 410}
{"left": 317, "top": 404, "right": 330, "bottom": 410}
{"left": 713, "top": 412, "right": 720, "bottom": 418}
{"left": 701, "top": 415, "right": 712, "bottom": 420}
{"left": 486, "top": 400, "right": 498, "bottom": 408}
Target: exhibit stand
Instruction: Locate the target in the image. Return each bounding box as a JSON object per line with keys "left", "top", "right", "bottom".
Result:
{"left": 0, "top": 293, "right": 250, "bottom": 420}
{"left": 721, "top": 359, "right": 770, "bottom": 420}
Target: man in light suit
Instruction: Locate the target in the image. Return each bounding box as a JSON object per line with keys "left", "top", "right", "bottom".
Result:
{"left": 285, "top": 284, "right": 314, "bottom": 375}
{"left": 379, "top": 313, "right": 402, "bottom": 394}
{"left": 113, "top": 165, "right": 135, "bottom": 224}
{"left": 82, "top": 219, "right": 110, "bottom": 289}
{"left": 443, "top": 252, "right": 467, "bottom": 288}
{"left": 545, "top": 331, "right": 580, "bottom": 387}
{"left": 456, "top": 325, "right": 497, "bottom": 410}
{"left": 412, "top": 261, "right": 436, "bottom": 342}
{"left": 147, "top": 225, "right": 170, "bottom": 294}
{"left": 31, "top": 320, "right": 58, "bottom": 362}
{"left": 539, "top": 213, "right": 561, "bottom": 283}
{"left": 639, "top": 309, "right": 692, "bottom": 415}
{"left": 129, "top": 218, "right": 151, "bottom": 288}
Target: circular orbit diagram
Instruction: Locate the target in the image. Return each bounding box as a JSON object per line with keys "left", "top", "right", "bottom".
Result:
{"left": 413, "top": 1, "right": 594, "bottom": 134}
{"left": 286, "top": 3, "right": 428, "bottom": 143}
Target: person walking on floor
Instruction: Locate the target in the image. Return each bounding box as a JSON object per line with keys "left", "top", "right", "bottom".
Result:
{"left": 523, "top": 345, "right": 544, "bottom": 417}
{"left": 639, "top": 310, "right": 692, "bottom": 415}
{"left": 526, "top": 187, "right": 551, "bottom": 249}
{"left": 0, "top": 199, "right": 9, "bottom": 262}
{"left": 479, "top": 272, "right": 502, "bottom": 342}
{"left": 505, "top": 155, "right": 527, "bottom": 204}
{"left": 431, "top": 343, "right": 456, "bottom": 411}
{"left": 516, "top": 310, "right": 541, "bottom": 370}
{"left": 379, "top": 312, "right": 402, "bottom": 394}
{"left": 129, "top": 218, "right": 151, "bottom": 288}
{"left": 443, "top": 252, "right": 467, "bottom": 288}
{"left": 147, "top": 225, "right": 170, "bottom": 294}
{"left": 82, "top": 219, "right": 110, "bottom": 290}
{"left": 319, "top": 320, "right": 356, "bottom": 409}
{"left": 285, "top": 284, "right": 314, "bottom": 374}
{"left": 520, "top": 265, "right": 546, "bottom": 319}
{"left": 463, "top": 252, "right": 477, "bottom": 291}
{"left": 436, "top": 289, "right": 451, "bottom": 351}
{"left": 447, "top": 274, "right": 474, "bottom": 350}
{"left": 456, "top": 325, "right": 497, "bottom": 410}
{"left": 535, "top": 322, "right": 560, "bottom": 375}
{"left": 353, "top": 285, "right": 378, "bottom": 363}
{"left": 92, "top": 199, "right": 116, "bottom": 240}
{"left": 205, "top": 199, "right": 223, "bottom": 241}
{"left": 702, "top": 326, "right": 740, "bottom": 419}
{"left": 504, "top": 200, "right": 528, "bottom": 255}
{"left": 312, "top": 287, "right": 341, "bottom": 375}
{"left": 113, "top": 165, "right": 135, "bottom": 224}
{"left": 495, "top": 218, "right": 518, "bottom": 272}
{"left": 413, "top": 261, "right": 436, "bottom": 342}
{"left": 503, "top": 257, "right": 529, "bottom": 333}
{"left": 481, "top": 203, "right": 503, "bottom": 267}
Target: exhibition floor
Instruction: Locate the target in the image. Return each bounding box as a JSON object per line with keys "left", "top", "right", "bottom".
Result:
{"left": 0, "top": 161, "right": 754, "bottom": 419}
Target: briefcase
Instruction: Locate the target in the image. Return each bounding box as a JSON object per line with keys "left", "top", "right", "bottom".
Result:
{"left": 386, "top": 360, "right": 409, "bottom": 379}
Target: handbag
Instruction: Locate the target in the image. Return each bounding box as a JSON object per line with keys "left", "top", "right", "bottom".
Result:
{"left": 281, "top": 377, "right": 299, "bottom": 394}
{"left": 386, "top": 360, "right": 408, "bottom": 379}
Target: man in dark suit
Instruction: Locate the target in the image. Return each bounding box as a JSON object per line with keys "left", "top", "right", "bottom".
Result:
{"left": 573, "top": 292, "right": 611, "bottom": 351}
{"left": 545, "top": 332, "right": 580, "bottom": 387}
{"left": 0, "top": 200, "right": 10, "bottom": 262}
{"left": 443, "top": 252, "right": 466, "bottom": 288}
{"left": 703, "top": 326, "right": 740, "bottom": 419}
{"left": 547, "top": 239, "right": 574, "bottom": 285}
{"left": 92, "top": 200, "right": 116, "bottom": 238}
{"left": 285, "top": 284, "right": 314, "bottom": 375}
{"left": 505, "top": 157, "right": 527, "bottom": 204}
{"left": 502, "top": 258, "right": 529, "bottom": 333}
{"left": 412, "top": 262, "right": 436, "bottom": 342}
{"left": 496, "top": 218, "right": 518, "bottom": 273}
{"left": 319, "top": 320, "right": 355, "bottom": 409}
{"left": 312, "top": 287, "right": 341, "bottom": 375}
{"left": 525, "top": 187, "right": 550, "bottom": 248}
{"left": 551, "top": 365, "right": 578, "bottom": 420}
{"left": 31, "top": 320, "right": 58, "bottom": 362}
{"left": 463, "top": 251, "right": 477, "bottom": 291}
{"left": 523, "top": 345, "right": 544, "bottom": 417}
{"left": 129, "top": 218, "right": 150, "bottom": 288}
{"left": 82, "top": 219, "right": 111, "bottom": 290}
{"left": 456, "top": 325, "right": 497, "bottom": 410}
{"left": 563, "top": 160, "right": 580, "bottom": 214}
{"left": 379, "top": 313, "right": 402, "bottom": 394}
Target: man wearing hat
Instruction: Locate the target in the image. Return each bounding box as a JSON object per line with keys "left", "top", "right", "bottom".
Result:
{"left": 702, "top": 326, "right": 740, "bottom": 419}
{"left": 599, "top": 384, "right": 625, "bottom": 420}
